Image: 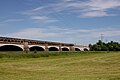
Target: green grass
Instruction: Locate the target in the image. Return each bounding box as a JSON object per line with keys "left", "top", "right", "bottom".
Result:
{"left": 0, "top": 51, "right": 120, "bottom": 80}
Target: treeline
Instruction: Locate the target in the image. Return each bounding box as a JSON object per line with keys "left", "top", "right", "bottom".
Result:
{"left": 89, "top": 40, "right": 120, "bottom": 51}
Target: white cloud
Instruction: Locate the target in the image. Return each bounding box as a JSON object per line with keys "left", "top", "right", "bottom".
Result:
{"left": 30, "top": 16, "right": 59, "bottom": 23}
{"left": 80, "top": 0, "right": 120, "bottom": 17}
{"left": 87, "top": 0, "right": 120, "bottom": 11}
{"left": 3, "top": 28, "right": 57, "bottom": 39}
{"left": 0, "top": 19, "right": 23, "bottom": 23}
{"left": 2, "top": 27, "right": 120, "bottom": 45}
{"left": 32, "top": 7, "right": 45, "bottom": 12}
{"left": 22, "top": 0, "right": 120, "bottom": 18}
{"left": 81, "top": 10, "right": 108, "bottom": 18}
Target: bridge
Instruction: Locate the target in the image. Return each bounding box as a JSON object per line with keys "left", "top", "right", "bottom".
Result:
{"left": 0, "top": 37, "right": 89, "bottom": 51}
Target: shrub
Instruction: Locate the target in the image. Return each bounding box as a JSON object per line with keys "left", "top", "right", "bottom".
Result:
{"left": 40, "top": 53, "right": 49, "bottom": 57}
{"left": 34, "top": 49, "right": 37, "bottom": 53}
{"left": 29, "top": 53, "right": 40, "bottom": 58}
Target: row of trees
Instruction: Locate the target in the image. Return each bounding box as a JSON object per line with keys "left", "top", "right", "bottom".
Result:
{"left": 89, "top": 40, "right": 120, "bottom": 51}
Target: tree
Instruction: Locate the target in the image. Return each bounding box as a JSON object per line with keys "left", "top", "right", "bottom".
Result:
{"left": 89, "top": 40, "right": 120, "bottom": 51}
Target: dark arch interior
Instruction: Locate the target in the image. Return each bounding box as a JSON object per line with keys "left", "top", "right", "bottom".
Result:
{"left": 84, "top": 48, "right": 89, "bottom": 51}
{"left": 62, "top": 48, "right": 69, "bottom": 51}
{"left": 49, "top": 47, "right": 59, "bottom": 51}
{"left": 75, "top": 48, "right": 81, "bottom": 51}
{"left": 29, "top": 46, "right": 44, "bottom": 51}
{"left": 0, "top": 45, "right": 23, "bottom": 51}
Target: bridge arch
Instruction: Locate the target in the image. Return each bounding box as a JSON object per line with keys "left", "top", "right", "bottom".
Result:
{"left": 0, "top": 45, "right": 23, "bottom": 51}
{"left": 49, "top": 47, "right": 59, "bottom": 51}
{"left": 62, "top": 47, "right": 69, "bottom": 51}
{"left": 75, "top": 48, "right": 81, "bottom": 51}
{"left": 29, "top": 46, "right": 45, "bottom": 51}
{"left": 84, "top": 48, "right": 89, "bottom": 51}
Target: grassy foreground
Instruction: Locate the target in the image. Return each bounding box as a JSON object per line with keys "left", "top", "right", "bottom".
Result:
{"left": 0, "top": 51, "right": 120, "bottom": 80}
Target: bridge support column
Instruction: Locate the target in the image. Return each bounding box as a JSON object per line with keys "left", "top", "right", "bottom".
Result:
{"left": 45, "top": 43, "right": 48, "bottom": 51}
{"left": 59, "top": 45, "right": 62, "bottom": 51}
{"left": 70, "top": 46, "right": 75, "bottom": 51}
{"left": 23, "top": 42, "right": 29, "bottom": 52}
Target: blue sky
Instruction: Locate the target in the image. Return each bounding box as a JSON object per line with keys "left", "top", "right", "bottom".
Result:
{"left": 0, "top": 0, "right": 120, "bottom": 45}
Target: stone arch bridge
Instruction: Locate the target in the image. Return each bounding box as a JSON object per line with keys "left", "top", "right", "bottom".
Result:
{"left": 0, "top": 37, "right": 89, "bottom": 51}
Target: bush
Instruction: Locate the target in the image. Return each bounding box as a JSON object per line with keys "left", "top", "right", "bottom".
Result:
{"left": 27, "top": 53, "right": 41, "bottom": 58}
{"left": 34, "top": 49, "right": 37, "bottom": 53}
{"left": 40, "top": 53, "right": 49, "bottom": 57}
{"left": 49, "top": 52, "right": 60, "bottom": 56}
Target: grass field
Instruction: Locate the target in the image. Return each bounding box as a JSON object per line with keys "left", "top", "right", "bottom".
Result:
{"left": 0, "top": 51, "right": 120, "bottom": 80}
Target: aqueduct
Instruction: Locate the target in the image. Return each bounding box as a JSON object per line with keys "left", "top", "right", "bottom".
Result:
{"left": 0, "top": 37, "right": 89, "bottom": 51}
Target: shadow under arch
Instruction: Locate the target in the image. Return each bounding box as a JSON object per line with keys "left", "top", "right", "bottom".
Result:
{"left": 49, "top": 47, "right": 59, "bottom": 51}
{"left": 62, "top": 48, "right": 69, "bottom": 51}
{"left": 0, "top": 45, "right": 23, "bottom": 51}
{"left": 29, "top": 46, "right": 45, "bottom": 51}
{"left": 84, "top": 48, "right": 89, "bottom": 51}
{"left": 75, "top": 48, "right": 81, "bottom": 51}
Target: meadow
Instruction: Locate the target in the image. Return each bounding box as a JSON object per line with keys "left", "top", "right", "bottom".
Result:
{"left": 0, "top": 51, "right": 120, "bottom": 80}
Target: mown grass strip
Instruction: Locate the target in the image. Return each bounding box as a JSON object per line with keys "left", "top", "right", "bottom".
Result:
{"left": 0, "top": 51, "right": 120, "bottom": 80}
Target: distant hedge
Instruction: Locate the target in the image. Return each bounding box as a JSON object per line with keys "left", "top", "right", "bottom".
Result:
{"left": 0, "top": 51, "right": 107, "bottom": 58}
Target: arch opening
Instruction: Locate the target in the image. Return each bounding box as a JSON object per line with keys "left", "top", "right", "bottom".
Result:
{"left": 0, "top": 45, "right": 23, "bottom": 51}
{"left": 75, "top": 48, "right": 81, "bottom": 51}
{"left": 29, "top": 46, "right": 44, "bottom": 51}
{"left": 62, "top": 48, "right": 69, "bottom": 51}
{"left": 84, "top": 48, "right": 89, "bottom": 51}
{"left": 49, "top": 47, "right": 59, "bottom": 51}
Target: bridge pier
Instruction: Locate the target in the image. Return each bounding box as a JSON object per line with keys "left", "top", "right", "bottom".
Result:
{"left": 45, "top": 43, "right": 48, "bottom": 51}
{"left": 23, "top": 42, "right": 29, "bottom": 52}
{"left": 70, "top": 46, "right": 75, "bottom": 51}
{"left": 59, "top": 45, "right": 62, "bottom": 51}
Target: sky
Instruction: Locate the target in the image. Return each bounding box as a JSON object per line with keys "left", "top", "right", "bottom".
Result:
{"left": 0, "top": 0, "right": 120, "bottom": 45}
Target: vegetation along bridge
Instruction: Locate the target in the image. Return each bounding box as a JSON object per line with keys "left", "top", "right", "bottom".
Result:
{"left": 0, "top": 37, "right": 89, "bottom": 51}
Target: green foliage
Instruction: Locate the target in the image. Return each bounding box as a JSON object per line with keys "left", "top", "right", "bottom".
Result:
{"left": 40, "top": 53, "right": 49, "bottom": 57}
{"left": 0, "top": 52, "right": 43, "bottom": 58}
{"left": 90, "top": 40, "right": 120, "bottom": 51}
{"left": 0, "top": 51, "right": 107, "bottom": 59}
{"left": 34, "top": 49, "right": 37, "bottom": 53}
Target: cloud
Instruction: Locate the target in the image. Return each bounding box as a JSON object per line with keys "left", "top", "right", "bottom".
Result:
{"left": 80, "top": 0, "right": 120, "bottom": 17}
{"left": 87, "top": 0, "right": 120, "bottom": 11}
{"left": 30, "top": 16, "right": 59, "bottom": 23}
{"left": 1, "top": 27, "right": 120, "bottom": 45}
{"left": 3, "top": 28, "right": 57, "bottom": 39}
{"left": 80, "top": 10, "right": 108, "bottom": 18}
{"left": 22, "top": 0, "right": 120, "bottom": 18}
{"left": 0, "top": 19, "right": 23, "bottom": 23}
